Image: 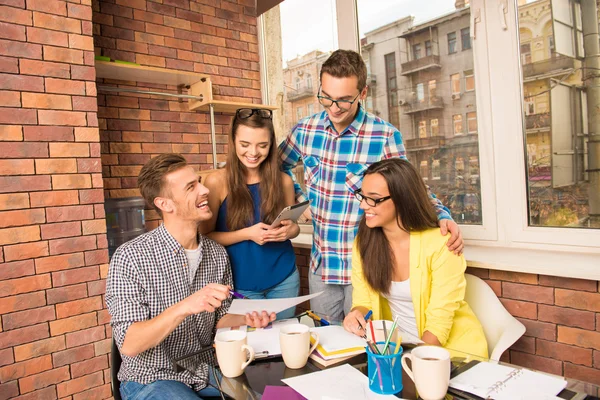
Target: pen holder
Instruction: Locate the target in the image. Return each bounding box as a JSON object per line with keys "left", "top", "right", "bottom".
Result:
{"left": 366, "top": 342, "right": 403, "bottom": 395}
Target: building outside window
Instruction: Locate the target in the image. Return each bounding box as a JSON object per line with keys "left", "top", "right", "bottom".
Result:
{"left": 465, "top": 70, "right": 475, "bottom": 91}
{"left": 306, "top": 73, "right": 312, "bottom": 89}
{"left": 296, "top": 106, "right": 303, "bottom": 120}
{"left": 453, "top": 114, "right": 463, "bottom": 135}
{"left": 307, "top": 103, "right": 314, "bottom": 116}
{"left": 430, "top": 118, "right": 439, "bottom": 136}
{"left": 425, "top": 40, "right": 432, "bottom": 56}
{"left": 418, "top": 120, "right": 427, "bottom": 138}
{"left": 420, "top": 160, "right": 429, "bottom": 180}
{"left": 467, "top": 112, "right": 477, "bottom": 133}
{"left": 455, "top": 157, "right": 465, "bottom": 178}
{"left": 413, "top": 43, "right": 422, "bottom": 60}
{"left": 451, "top": 73, "right": 461, "bottom": 95}
{"left": 461, "top": 27, "right": 471, "bottom": 50}
{"left": 384, "top": 52, "right": 400, "bottom": 127}
{"left": 520, "top": 42, "right": 531, "bottom": 65}
{"left": 416, "top": 83, "right": 425, "bottom": 103}
{"left": 448, "top": 32, "right": 457, "bottom": 54}
{"left": 428, "top": 80, "right": 437, "bottom": 99}
{"left": 432, "top": 159, "right": 441, "bottom": 180}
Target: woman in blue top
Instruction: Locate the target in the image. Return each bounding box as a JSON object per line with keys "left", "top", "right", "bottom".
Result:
{"left": 200, "top": 108, "right": 300, "bottom": 319}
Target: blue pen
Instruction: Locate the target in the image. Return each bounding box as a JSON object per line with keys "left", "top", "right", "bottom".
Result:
{"left": 364, "top": 310, "right": 373, "bottom": 321}
{"left": 229, "top": 290, "right": 247, "bottom": 299}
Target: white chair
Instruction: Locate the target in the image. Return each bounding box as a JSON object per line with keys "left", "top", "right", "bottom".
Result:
{"left": 464, "top": 273, "right": 526, "bottom": 362}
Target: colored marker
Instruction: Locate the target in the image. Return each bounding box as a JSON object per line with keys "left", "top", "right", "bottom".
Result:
{"left": 229, "top": 290, "right": 247, "bottom": 299}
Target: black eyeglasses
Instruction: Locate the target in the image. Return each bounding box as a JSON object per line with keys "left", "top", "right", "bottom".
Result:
{"left": 317, "top": 86, "right": 361, "bottom": 111}
{"left": 235, "top": 108, "right": 273, "bottom": 120}
{"left": 354, "top": 189, "right": 391, "bottom": 207}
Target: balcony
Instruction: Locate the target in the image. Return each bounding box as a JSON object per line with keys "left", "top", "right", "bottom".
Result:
{"left": 406, "top": 135, "right": 446, "bottom": 151}
{"left": 522, "top": 55, "right": 575, "bottom": 80}
{"left": 401, "top": 55, "right": 441, "bottom": 75}
{"left": 525, "top": 112, "right": 550, "bottom": 132}
{"left": 286, "top": 86, "right": 315, "bottom": 102}
{"left": 403, "top": 96, "right": 444, "bottom": 114}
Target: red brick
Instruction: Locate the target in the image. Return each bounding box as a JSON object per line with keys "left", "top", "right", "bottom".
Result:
{"left": 38, "top": 110, "right": 86, "bottom": 126}
{"left": 40, "top": 221, "right": 81, "bottom": 240}
{"left": 0, "top": 55, "right": 18, "bottom": 73}
{"left": 52, "top": 174, "right": 92, "bottom": 190}
{"left": 0, "top": 381, "right": 19, "bottom": 399}
{"left": 27, "top": 0, "right": 67, "bottom": 16}
{"left": 537, "top": 339, "right": 592, "bottom": 366}
{"left": 72, "top": 96, "right": 96, "bottom": 112}
{"left": 10, "top": 386, "right": 57, "bottom": 400}
{"left": 0, "top": 348, "right": 13, "bottom": 368}
{"left": 115, "top": 38, "right": 148, "bottom": 53}
{"left": 109, "top": 142, "right": 141, "bottom": 153}
{"left": 564, "top": 362, "right": 600, "bottom": 386}
{"left": 510, "top": 335, "right": 535, "bottom": 354}
{"left": 139, "top": 120, "right": 170, "bottom": 131}
{"left": 23, "top": 126, "right": 73, "bottom": 141}
{"left": 96, "top": 233, "right": 107, "bottom": 249}
{"left": 133, "top": 8, "right": 162, "bottom": 23}
{"left": 65, "top": 325, "right": 104, "bottom": 348}
{"left": 2, "top": 142, "right": 48, "bottom": 158}
{"left": 35, "top": 159, "right": 77, "bottom": 174}
{"left": 30, "top": 190, "right": 78, "bottom": 208}
{"left": 45, "top": 77, "right": 85, "bottom": 95}
{"left": 43, "top": 45, "right": 83, "bottom": 64}
{"left": 0, "top": 38, "right": 41, "bottom": 60}
{"left": 18, "top": 365, "right": 70, "bottom": 394}
{"left": 3, "top": 240, "right": 48, "bottom": 261}
{"left": 47, "top": 205, "right": 94, "bottom": 223}
{"left": 56, "top": 296, "right": 102, "bottom": 319}
{"left": 81, "top": 220, "right": 106, "bottom": 236}
{"left": 14, "top": 337, "right": 65, "bottom": 362}
{"left": 27, "top": 26, "right": 68, "bottom": 46}
{"left": 87, "top": 280, "right": 105, "bottom": 297}
{"left": 67, "top": 3, "right": 92, "bottom": 20}
{"left": 0, "top": 89, "right": 21, "bottom": 107}
{"left": 46, "top": 283, "right": 88, "bottom": 305}
{"left": 49, "top": 142, "right": 89, "bottom": 157}
{"left": 0, "top": 124, "right": 22, "bottom": 141}
{"left": 510, "top": 350, "right": 562, "bottom": 375}
{"left": 0, "top": 159, "right": 34, "bottom": 176}
{"left": 2, "top": 305, "right": 55, "bottom": 330}
{"left": 33, "top": 12, "right": 80, "bottom": 33}
{"left": 22, "top": 93, "right": 71, "bottom": 110}
{"left": 52, "top": 265, "right": 99, "bottom": 287}
{"left": 49, "top": 235, "right": 96, "bottom": 256}
{"left": 0, "top": 274, "right": 50, "bottom": 297}
{"left": 0, "top": 354, "right": 52, "bottom": 383}
{"left": 0, "top": 107, "right": 37, "bottom": 124}
{"left": 56, "top": 370, "right": 103, "bottom": 398}
{"left": 49, "top": 312, "right": 96, "bottom": 336}
{"left": 490, "top": 271, "right": 540, "bottom": 284}
{"left": 68, "top": 33, "right": 93, "bottom": 51}
{"left": 0, "top": 323, "right": 49, "bottom": 350}
{"left": 0, "top": 193, "right": 28, "bottom": 211}
{"left": 558, "top": 326, "right": 600, "bottom": 349}
{"left": 70, "top": 65, "right": 95, "bottom": 81}
{"left": 20, "top": 59, "right": 70, "bottom": 79}
{"left": 73, "top": 383, "right": 111, "bottom": 400}
{"left": 555, "top": 289, "right": 600, "bottom": 312}
{"left": 70, "top": 355, "right": 107, "bottom": 379}
{"left": 0, "top": 209, "right": 45, "bottom": 229}
{"left": 79, "top": 189, "right": 103, "bottom": 205}
{"left": 52, "top": 344, "right": 94, "bottom": 367}
{"left": 0, "top": 291, "right": 45, "bottom": 316}
{"left": 538, "top": 304, "right": 596, "bottom": 330}
{"left": 136, "top": 54, "right": 165, "bottom": 67}
{"left": 517, "top": 318, "right": 557, "bottom": 341}
{"left": 0, "top": 225, "right": 40, "bottom": 246}
{"left": 595, "top": 350, "right": 600, "bottom": 368}
{"left": 0, "top": 260, "right": 34, "bottom": 280}
{"left": 499, "top": 298, "right": 537, "bottom": 319}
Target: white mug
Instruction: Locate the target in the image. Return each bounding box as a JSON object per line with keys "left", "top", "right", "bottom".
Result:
{"left": 214, "top": 330, "right": 255, "bottom": 378}
{"left": 401, "top": 346, "right": 451, "bottom": 400}
{"left": 279, "top": 324, "right": 319, "bottom": 369}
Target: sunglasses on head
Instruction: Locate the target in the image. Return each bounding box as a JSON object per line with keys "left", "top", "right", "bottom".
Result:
{"left": 235, "top": 108, "right": 273, "bottom": 120}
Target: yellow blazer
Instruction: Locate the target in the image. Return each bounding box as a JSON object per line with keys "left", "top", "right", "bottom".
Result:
{"left": 351, "top": 228, "right": 488, "bottom": 359}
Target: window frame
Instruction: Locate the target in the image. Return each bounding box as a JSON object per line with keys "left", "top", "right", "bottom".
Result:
{"left": 448, "top": 31, "right": 457, "bottom": 54}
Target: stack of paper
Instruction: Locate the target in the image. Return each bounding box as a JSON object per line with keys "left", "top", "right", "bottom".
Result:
{"left": 309, "top": 325, "right": 367, "bottom": 361}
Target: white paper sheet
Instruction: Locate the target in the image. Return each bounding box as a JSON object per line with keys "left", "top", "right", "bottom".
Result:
{"left": 227, "top": 291, "right": 322, "bottom": 315}
{"left": 282, "top": 364, "right": 403, "bottom": 400}
{"left": 216, "top": 319, "right": 299, "bottom": 358}
{"left": 309, "top": 325, "right": 367, "bottom": 352}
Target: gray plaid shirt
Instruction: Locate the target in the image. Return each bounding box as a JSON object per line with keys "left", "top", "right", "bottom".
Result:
{"left": 105, "top": 224, "right": 233, "bottom": 390}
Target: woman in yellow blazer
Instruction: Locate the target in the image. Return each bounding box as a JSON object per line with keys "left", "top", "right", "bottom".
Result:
{"left": 342, "top": 158, "right": 488, "bottom": 359}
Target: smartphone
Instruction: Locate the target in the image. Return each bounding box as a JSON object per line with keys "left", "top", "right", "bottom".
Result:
{"left": 270, "top": 200, "right": 311, "bottom": 228}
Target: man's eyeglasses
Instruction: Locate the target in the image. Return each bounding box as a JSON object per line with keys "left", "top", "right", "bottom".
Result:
{"left": 317, "top": 86, "right": 361, "bottom": 111}
{"left": 354, "top": 189, "right": 392, "bottom": 207}
{"left": 235, "top": 108, "right": 273, "bottom": 120}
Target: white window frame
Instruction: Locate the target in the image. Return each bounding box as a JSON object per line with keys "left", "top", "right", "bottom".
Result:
{"left": 451, "top": 73, "right": 461, "bottom": 95}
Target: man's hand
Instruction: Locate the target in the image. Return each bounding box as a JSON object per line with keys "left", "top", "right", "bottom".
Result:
{"left": 245, "top": 311, "right": 276, "bottom": 328}
{"left": 440, "top": 219, "right": 463, "bottom": 255}
{"left": 343, "top": 309, "right": 367, "bottom": 338}
{"left": 182, "top": 283, "right": 230, "bottom": 316}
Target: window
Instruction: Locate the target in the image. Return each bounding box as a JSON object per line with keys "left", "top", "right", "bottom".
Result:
{"left": 425, "top": 40, "right": 432, "bottom": 56}
{"left": 296, "top": 106, "right": 304, "bottom": 120}
{"left": 469, "top": 156, "right": 479, "bottom": 177}
{"left": 461, "top": 27, "right": 471, "bottom": 50}
{"left": 420, "top": 160, "right": 429, "bottom": 180}
{"left": 428, "top": 80, "right": 437, "bottom": 100}
{"left": 455, "top": 157, "right": 465, "bottom": 177}
{"left": 465, "top": 70, "right": 475, "bottom": 92}
{"left": 384, "top": 52, "right": 399, "bottom": 128}
{"left": 430, "top": 118, "right": 439, "bottom": 136}
{"left": 416, "top": 83, "right": 424, "bottom": 103}
{"left": 418, "top": 120, "right": 427, "bottom": 138}
{"left": 451, "top": 73, "right": 461, "bottom": 95}
{"left": 307, "top": 103, "right": 314, "bottom": 115}
{"left": 453, "top": 114, "right": 463, "bottom": 135}
{"left": 295, "top": 77, "right": 302, "bottom": 90}
{"left": 520, "top": 43, "right": 531, "bottom": 65}
{"left": 447, "top": 32, "right": 457, "bottom": 54}
{"left": 548, "top": 35, "right": 555, "bottom": 58}
{"left": 467, "top": 112, "right": 477, "bottom": 134}
{"left": 432, "top": 159, "right": 441, "bottom": 180}
{"left": 413, "top": 43, "right": 422, "bottom": 60}
{"left": 306, "top": 74, "right": 312, "bottom": 89}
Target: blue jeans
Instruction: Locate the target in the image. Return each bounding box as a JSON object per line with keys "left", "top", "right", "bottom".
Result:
{"left": 308, "top": 267, "right": 353, "bottom": 322}
{"left": 236, "top": 268, "right": 300, "bottom": 319}
{"left": 120, "top": 369, "right": 221, "bottom": 399}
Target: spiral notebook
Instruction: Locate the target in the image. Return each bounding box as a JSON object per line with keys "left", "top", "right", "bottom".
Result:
{"left": 449, "top": 361, "right": 567, "bottom": 400}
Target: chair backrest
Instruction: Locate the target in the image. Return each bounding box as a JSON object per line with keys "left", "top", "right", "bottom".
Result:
{"left": 464, "top": 273, "right": 526, "bottom": 361}
{"left": 111, "top": 338, "right": 122, "bottom": 400}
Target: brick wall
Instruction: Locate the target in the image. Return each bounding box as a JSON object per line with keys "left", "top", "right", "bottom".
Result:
{"left": 93, "top": 0, "right": 261, "bottom": 230}
{"left": 0, "top": 0, "right": 113, "bottom": 398}
{"left": 294, "top": 247, "right": 600, "bottom": 385}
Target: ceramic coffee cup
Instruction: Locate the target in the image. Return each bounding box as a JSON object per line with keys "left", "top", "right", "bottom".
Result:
{"left": 279, "top": 324, "right": 319, "bottom": 369}
{"left": 214, "top": 330, "right": 255, "bottom": 378}
{"left": 401, "top": 345, "right": 451, "bottom": 400}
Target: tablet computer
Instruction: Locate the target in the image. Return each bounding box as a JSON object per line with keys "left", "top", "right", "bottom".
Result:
{"left": 270, "top": 200, "right": 311, "bottom": 228}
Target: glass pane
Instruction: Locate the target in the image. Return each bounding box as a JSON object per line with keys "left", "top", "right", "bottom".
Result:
{"left": 518, "top": 0, "right": 598, "bottom": 228}
{"left": 358, "top": 0, "right": 482, "bottom": 225}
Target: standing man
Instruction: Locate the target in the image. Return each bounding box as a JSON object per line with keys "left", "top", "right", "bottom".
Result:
{"left": 279, "top": 50, "right": 463, "bottom": 322}
{"left": 106, "top": 153, "right": 274, "bottom": 400}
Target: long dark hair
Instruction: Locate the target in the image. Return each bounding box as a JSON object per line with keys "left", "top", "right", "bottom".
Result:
{"left": 356, "top": 159, "right": 439, "bottom": 294}
{"left": 225, "top": 113, "right": 285, "bottom": 230}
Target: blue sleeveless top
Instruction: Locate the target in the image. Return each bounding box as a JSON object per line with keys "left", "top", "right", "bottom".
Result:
{"left": 215, "top": 183, "right": 296, "bottom": 291}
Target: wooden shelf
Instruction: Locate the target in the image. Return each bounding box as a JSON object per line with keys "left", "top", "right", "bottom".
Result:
{"left": 191, "top": 100, "right": 279, "bottom": 114}
{"left": 95, "top": 61, "right": 206, "bottom": 87}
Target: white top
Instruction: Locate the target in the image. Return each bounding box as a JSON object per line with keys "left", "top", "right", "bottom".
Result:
{"left": 384, "top": 279, "right": 419, "bottom": 339}
{"left": 184, "top": 245, "right": 201, "bottom": 284}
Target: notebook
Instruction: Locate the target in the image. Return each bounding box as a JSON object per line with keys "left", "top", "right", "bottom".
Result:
{"left": 449, "top": 360, "right": 567, "bottom": 400}
{"left": 309, "top": 325, "right": 367, "bottom": 360}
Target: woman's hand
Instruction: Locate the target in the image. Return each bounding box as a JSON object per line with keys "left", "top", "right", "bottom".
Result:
{"left": 244, "top": 222, "right": 271, "bottom": 245}
{"left": 263, "top": 220, "right": 298, "bottom": 242}
{"left": 245, "top": 311, "right": 276, "bottom": 328}
{"left": 343, "top": 309, "right": 367, "bottom": 338}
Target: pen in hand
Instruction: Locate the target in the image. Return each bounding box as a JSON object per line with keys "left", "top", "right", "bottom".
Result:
{"left": 229, "top": 290, "right": 247, "bottom": 299}
{"left": 357, "top": 310, "right": 373, "bottom": 340}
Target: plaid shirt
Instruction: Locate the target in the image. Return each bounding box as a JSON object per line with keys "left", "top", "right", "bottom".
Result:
{"left": 279, "top": 105, "right": 451, "bottom": 285}
{"left": 105, "top": 224, "right": 232, "bottom": 391}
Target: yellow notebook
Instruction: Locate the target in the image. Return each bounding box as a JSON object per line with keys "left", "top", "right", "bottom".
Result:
{"left": 309, "top": 326, "right": 366, "bottom": 360}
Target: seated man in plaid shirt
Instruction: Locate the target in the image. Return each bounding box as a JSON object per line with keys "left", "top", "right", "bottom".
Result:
{"left": 106, "top": 153, "right": 275, "bottom": 400}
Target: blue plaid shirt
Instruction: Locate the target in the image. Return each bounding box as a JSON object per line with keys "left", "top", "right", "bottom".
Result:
{"left": 279, "top": 105, "right": 452, "bottom": 285}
